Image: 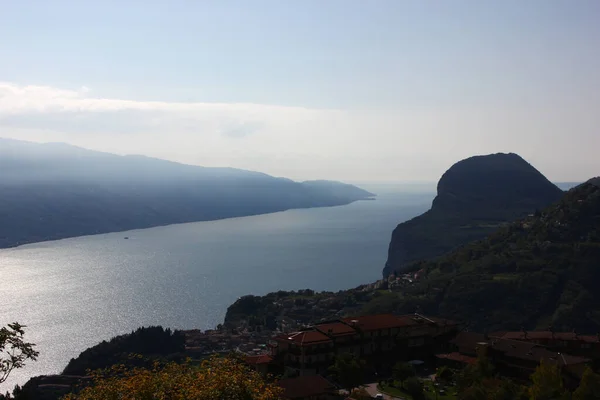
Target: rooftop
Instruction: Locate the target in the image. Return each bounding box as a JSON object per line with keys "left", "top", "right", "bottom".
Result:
{"left": 496, "top": 331, "right": 600, "bottom": 343}
{"left": 436, "top": 352, "right": 477, "bottom": 365}
{"left": 315, "top": 321, "right": 357, "bottom": 337}
{"left": 274, "top": 329, "right": 332, "bottom": 346}
{"left": 341, "top": 313, "right": 454, "bottom": 331}
{"left": 451, "top": 332, "right": 590, "bottom": 366}
{"left": 342, "top": 314, "right": 411, "bottom": 331}
{"left": 245, "top": 354, "right": 273, "bottom": 365}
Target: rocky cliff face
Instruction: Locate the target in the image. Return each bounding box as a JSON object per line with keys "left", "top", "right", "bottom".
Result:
{"left": 383, "top": 153, "right": 564, "bottom": 276}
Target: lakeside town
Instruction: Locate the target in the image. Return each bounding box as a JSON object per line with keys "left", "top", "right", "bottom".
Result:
{"left": 16, "top": 312, "right": 600, "bottom": 400}
{"left": 223, "top": 271, "right": 428, "bottom": 335}
{"left": 169, "top": 311, "right": 600, "bottom": 400}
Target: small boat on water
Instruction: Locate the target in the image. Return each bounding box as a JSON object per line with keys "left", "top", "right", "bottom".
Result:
{"left": 124, "top": 237, "right": 129, "bottom": 240}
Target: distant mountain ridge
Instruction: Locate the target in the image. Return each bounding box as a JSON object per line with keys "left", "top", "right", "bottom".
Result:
{"left": 300, "top": 180, "right": 376, "bottom": 201}
{"left": 0, "top": 138, "right": 374, "bottom": 248}
{"left": 383, "top": 153, "right": 564, "bottom": 276}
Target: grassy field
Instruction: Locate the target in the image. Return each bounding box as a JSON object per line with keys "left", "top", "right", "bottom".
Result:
{"left": 377, "top": 381, "right": 458, "bottom": 400}
{"left": 423, "top": 381, "right": 458, "bottom": 399}
{"left": 377, "top": 383, "right": 412, "bottom": 399}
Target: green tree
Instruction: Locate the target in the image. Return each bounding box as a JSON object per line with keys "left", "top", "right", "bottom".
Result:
{"left": 392, "top": 362, "right": 416, "bottom": 384}
{"left": 490, "top": 379, "right": 528, "bottom": 400}
{"left": 459, "top": 378, "right": 527, "bottom": 400}
{"left": 474, "top": 345, "right": 494, "bottom": 379}
{"left": 0, "top": 323, "right": 38, "bottom": 384}
{"left": 529, "top": 360, "right": 569, "bottom": 400}
{"left": 456, "top": 346, "right": 495, "bottom": 394}
{"left": 435, "top": 365, "right": 454, "bottom": 383}
{"left": 349, "top": 387, "right": 372, "bottom": 400}
{"left": 403, "top": 376, "right": 425, "bottom": 400}
{"left": 460, "top": 385, "right": 488, "bottom": 400}
{"left": 573, "top": 367, "right": 600, "bottom": 400}
{"left": 328, "top": 353, "right": 364, "bottom": 392}
{"left": 63, "top": 356, "right": 282, "bottom": 400}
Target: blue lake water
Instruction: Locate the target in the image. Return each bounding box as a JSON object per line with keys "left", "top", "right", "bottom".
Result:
{"left": 0, "top": 184, "right": 434, "bottom": 390}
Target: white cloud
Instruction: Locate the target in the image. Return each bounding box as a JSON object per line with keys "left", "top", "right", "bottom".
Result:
{"left": 0, "top": 82, "right": 598, "bottom": 182}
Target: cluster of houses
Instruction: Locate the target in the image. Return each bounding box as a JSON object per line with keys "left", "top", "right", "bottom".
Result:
{"left": 438, "top": 331, "right": 596, "bottom": 388}
{"left": 246, "top": 313, "right": 458, "bottom": 399}
{"left": 386, "top": 269, "right": 425, "bottom": 291}
{"left": 240, "top": 313, "right": 600, "bottom": 400}
{"left": 183, "top": 328, "right": 273, "bottom": 357}
{"left": 20, "top": 314, "right": 600, "bottom": 400}
{"left": 353, "top": 270, "right": 425, "bottom": 293}
{"left": 269, "top": 313, "right": 457, "bottom": 377}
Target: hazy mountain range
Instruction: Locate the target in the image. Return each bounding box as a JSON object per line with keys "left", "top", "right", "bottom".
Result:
{"left": 0, "top": 138, "right": 374, "bottom": 248}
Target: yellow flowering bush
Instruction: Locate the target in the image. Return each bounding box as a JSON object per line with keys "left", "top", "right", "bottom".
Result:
{"left": 63, "top": 355, "right": 282, "bottom": 400}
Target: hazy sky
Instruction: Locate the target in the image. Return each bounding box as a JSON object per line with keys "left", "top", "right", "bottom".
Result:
{"left": 1, "top": 0, "right": 599, "bottom": 182}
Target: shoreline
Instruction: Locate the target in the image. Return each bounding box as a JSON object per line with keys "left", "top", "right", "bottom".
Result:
{"left": 0, "top": 198, "right": 375, "bottom": 251}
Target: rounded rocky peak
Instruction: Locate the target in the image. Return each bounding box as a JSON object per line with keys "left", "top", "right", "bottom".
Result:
{"left": 587, "top": 177, "right": 600, "bottom": 187}
{"left": 432, "top": 153, "right": 563, "bottom": 213}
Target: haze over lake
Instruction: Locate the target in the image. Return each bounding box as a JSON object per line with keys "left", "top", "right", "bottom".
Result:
{"left": 0, "top": 185, "right": 434, "bottom": 390}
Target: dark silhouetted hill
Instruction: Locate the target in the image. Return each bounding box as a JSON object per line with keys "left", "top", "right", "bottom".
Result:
{"left": 383, "top": 153, "right": 563, "bottom": 276}
{"left": 62, "top": 326, "right": 185, "bottom": 375}
{"left": 0, "top": 138, "right": 374, "bottom": 248}
{"left": 373, "top": 179, "right": 600, "bottom": 332}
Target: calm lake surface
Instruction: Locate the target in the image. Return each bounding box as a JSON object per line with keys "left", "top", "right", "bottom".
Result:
{"left": 0, "top": 184, "right": 434, "bottom": 390}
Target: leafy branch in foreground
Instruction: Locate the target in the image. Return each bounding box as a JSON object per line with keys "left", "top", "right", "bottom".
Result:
{"left": 63, "top": 355, "right": 282, "bottom": 400}
{"left": 0, "top": 323, "right": 39, "bottom": 384}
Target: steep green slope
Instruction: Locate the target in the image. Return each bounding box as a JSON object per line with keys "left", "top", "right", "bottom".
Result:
{"left": 384, "top": 153, "right": 564, "bottom": 276}
{"left": 372, "top": 179, "right": 600, "bottom": 332}
{"left": 223, "top": 179, "right": 600, "bottom": 333}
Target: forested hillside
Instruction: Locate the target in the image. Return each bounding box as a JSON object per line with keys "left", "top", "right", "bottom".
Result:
{"left": 384, "top": 153, "right": 564, "bottom": 276}
{"left": 371, "top": 179, "right": 600, "bottom": 331}
{"left": 226, "top": 179, "right": 600, "bottom": 333}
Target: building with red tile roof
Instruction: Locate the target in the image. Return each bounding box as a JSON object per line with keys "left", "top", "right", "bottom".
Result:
{"left": 315, "top": 321, "right": 357, "bottom": 337}
{"left": 245, "top": 354, "right": 273, "bottom": 365}
{"left": 440, "top": 331, "right": 590, "bottom": 386}
{"left": 492, "top": 330, "right": 600, "bottom": 361}
{"left": 342, "top": 314, "right": 408, "bottom": 331}
{"left": 271, "top": 329, "right": 335, "bottom": 376}
{"left": 435, "top": 352, "right": 477, "bottom": 365}
{"left": 276, "top": 330, "right": 333, "bottom": 346}
{"left": 269, "top": 314, "right": 458, "bottom": 377}
{"left": 342, "top": 313, "right": 457, "bottom": 334}
{"left": 244, "top": 354, "right": 274, "bottom": 376}
{"left": 497, "top": 331, "right": 599, "bottom": 342}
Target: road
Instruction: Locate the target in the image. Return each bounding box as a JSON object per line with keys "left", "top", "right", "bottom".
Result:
{"left": 363, "top": 383, "right": 405, "bottom": 400}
